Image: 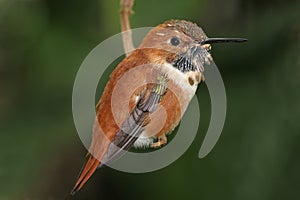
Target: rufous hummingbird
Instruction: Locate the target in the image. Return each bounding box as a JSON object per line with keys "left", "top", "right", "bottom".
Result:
{"left": 71, "top": 19, "right": 247, "bottom": 194}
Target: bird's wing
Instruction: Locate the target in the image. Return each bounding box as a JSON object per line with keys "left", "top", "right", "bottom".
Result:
{"left": 71, "top": 73, "right": 167, "bottom": 194}
{"left": 102, "top": 74, "right": 168, "bottom": 165}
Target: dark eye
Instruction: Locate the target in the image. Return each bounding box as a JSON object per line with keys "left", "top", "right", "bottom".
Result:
{"left": 170, "top": 37, "right": 180, "bottom": 46}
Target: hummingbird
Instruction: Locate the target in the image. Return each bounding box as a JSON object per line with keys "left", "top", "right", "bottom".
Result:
{"left": 71, "top": 19, "right": 247, "bottom": 194}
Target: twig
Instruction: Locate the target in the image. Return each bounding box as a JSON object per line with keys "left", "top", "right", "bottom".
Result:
{"left": 120, "top": 0, "right": 135, "bottom": 56}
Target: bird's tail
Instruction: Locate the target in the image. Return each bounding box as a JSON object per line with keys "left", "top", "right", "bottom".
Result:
{"left": 71, "top": 154, "right": 100, "bottom": 195}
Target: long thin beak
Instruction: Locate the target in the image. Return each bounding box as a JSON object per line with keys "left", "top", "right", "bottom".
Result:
{"left": 201, "top": 38, "right": 248, "bottom": 45}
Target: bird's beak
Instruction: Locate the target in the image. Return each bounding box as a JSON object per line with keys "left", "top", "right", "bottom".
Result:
{"left": 200, "top": 38, "right": 248, "bottom": 45}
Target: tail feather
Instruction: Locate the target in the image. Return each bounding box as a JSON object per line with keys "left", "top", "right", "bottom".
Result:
{"left": 71, "top": 154, "right": 100, "bottom": 195}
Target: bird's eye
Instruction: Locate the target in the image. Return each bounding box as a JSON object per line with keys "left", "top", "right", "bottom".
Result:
{"left": 170, "top": 37, "right": 180, "bottom": 46}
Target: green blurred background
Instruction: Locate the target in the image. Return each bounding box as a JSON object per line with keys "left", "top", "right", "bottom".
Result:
{"left": 0, "top": 0, "right": 299, "bottom": 199}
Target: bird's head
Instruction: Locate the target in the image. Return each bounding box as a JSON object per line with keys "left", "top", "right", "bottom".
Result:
{"left": 140, "top": 19, "right": 247, "bottom": 73}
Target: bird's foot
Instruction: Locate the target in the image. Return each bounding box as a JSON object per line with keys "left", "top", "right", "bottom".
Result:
{"left": 150, "top": 134, "right": 167, "bottom": 148}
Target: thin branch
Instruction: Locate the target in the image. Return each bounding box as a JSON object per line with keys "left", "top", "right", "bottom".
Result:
{"left": 120, "top": 0, "right": 135, "bottom": 56}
